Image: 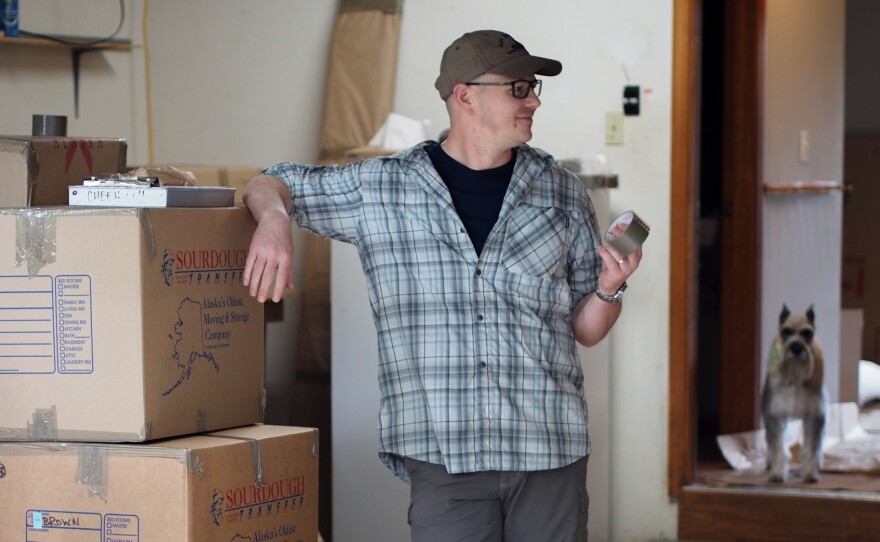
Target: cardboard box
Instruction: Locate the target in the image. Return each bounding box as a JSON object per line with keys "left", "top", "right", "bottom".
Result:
{"left": 0, "top": 424, "right": 318, "bottom": 541}
{"left": 0, "top": 137, "right": 128, "bottom": 207}
{"left": 148, "top": 165, "right": 264, "bottom": 204}
{"left": 0, "top": 207, "right": 265, "bottom": 441}
{"left": 198, "top": 166, "right": 265, "bottom": 205}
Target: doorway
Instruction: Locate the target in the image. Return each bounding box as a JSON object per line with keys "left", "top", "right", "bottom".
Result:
{"left": 672, "top": 0, "right": 880, "bottom": 539}
{"left": 694, "top": 0, "right": 763, "bottom": 465}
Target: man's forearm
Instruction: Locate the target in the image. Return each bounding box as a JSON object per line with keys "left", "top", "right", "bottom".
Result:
{"left": 242, "top": 174, "right": 296, "bottom": 303}
{"left": 571, "top": 293, "right": 622, "bottom": 347}
{"left": 243, "top": 174, "right": 292, "bottom": 221}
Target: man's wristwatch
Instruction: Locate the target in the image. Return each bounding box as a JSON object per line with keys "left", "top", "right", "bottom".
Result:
{"left": 595, "top": 281, "right": 628, "bottom": 303}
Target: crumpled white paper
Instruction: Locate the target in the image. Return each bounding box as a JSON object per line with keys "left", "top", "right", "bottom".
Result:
{"left": 717, "top": 402, "right": 880, "bottom": 473}
{"left": 368, "top": 113, "right": 427, "bottom": 149}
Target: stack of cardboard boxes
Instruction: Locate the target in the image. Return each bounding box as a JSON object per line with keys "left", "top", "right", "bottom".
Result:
{"left": 0, "top": 136, "right": 318, "bottom": 541}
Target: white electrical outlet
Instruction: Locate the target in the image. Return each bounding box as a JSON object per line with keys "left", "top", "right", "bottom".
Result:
{"left": 605, "top": 112, "right": 624, "bottom": 145}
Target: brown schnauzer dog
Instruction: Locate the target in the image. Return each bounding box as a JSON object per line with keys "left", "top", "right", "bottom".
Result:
{"left": 760, "top": 304, "right": 827, "bottom": 483}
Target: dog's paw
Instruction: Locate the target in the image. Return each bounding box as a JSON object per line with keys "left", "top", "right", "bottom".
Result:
{"left": 768, "top": 474, "right": 785, "bottom": 483}
{"left": 803, "top": 472, "right": 820, "bottom": 483}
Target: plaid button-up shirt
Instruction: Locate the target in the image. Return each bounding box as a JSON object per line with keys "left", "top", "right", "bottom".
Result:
{"left": 265, "top": 143, "right": 602, "bottom": 480}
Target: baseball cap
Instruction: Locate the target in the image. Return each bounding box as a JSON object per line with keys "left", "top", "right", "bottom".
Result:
{"left": 435, "top": 30, "right": 562, "bottom": 100}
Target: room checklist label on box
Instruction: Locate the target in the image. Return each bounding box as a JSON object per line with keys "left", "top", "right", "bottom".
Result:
{"left": 104, "top": 514, "right": 140, "bottom": 541}
{"left": 55, "top": 275, "right": 93, "bottom": 374}
{"left": 0, "top": 275, "right": 93, "bottom": 375}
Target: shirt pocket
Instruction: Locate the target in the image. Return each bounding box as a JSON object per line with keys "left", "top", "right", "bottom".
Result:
{"left": 501, "top": 206, "right": 570, "bottom": 278}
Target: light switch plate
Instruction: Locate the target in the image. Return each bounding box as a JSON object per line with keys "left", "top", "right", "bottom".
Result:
{"left": 605, "top": 111, "right": 624, "bottom": 145}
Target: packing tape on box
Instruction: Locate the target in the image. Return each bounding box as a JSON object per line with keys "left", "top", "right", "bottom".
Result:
{"left": 208, "top": 435, "right": 264, "bottom": 486}
{"left": 76, "top": 445, "right": 109, "bottom": 500}
{"left": 248, "top": 438, "right": 264, "bottom": 486}
{"left": 27, "top": 405, "right": 59, "bottom": 440}
{"left": 197, "top": 410, "right": 209, "bottom": 433}
{"left": 139, "top": 208, "right": 158, "bottom": 261}
{"left": 13, "top": 209, "right": 57, "bottom": 277}
{"left": 605, "top": 210, "right": 650, "bottom": 257}
{"left": 75, "top": 444, "right": 195, "bottom": 498}
{"left": 1, "top": 208, "right": 147, "bottom": 277}
{"left": 188, "top": 452, "right": 205, "bottom": 478}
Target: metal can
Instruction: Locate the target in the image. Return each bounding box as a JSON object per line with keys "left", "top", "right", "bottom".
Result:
{"left": 1, "top": 0, "right": 19, "bottom": 38}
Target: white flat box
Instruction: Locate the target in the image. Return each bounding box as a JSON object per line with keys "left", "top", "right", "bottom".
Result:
{"left": 69, "top": 185, "right": 236, "bottom": 207}
{"left": 0, "top": 207, "right": 264, "bottom": 442}
{"left": 840, "top": 308, "right": 865, "bottom": 404}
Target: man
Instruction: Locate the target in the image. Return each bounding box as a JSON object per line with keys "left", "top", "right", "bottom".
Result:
{"left": 243, "top": 29, "right": 641, "bottom": 542}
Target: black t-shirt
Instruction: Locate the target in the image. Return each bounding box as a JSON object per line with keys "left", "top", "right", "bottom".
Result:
{"left": 427, "top": 143, "right": 514, "bottom": 256}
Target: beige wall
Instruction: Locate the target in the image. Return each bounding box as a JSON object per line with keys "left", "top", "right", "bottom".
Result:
{"left": 1, "top": 1, "right": 677, "bottom": 540}
{"left": 761, "top": 0, "right": 846, "bottom": 400}
{"left": 0, "top": 0, "right": 141, "bottom": 143}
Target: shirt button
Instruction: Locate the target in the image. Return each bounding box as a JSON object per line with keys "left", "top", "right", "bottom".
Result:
{"left": 479, "top": 361, "right": 487, "bottom": 368}
{"left": 475, "top": 268, "right": 482, "bottom": 276}
{"left": 476, "top": 314, "right": 484, "bottom": 322}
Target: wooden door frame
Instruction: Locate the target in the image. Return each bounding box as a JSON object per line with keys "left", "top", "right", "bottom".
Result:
{"left": 717, "top": 0, "right": 763, "bottom": 436}
{"left": 669, "top": 0, "right": 764, "bottom": 496}
{"left": 668, "top": 0, "right": 701, "bottom": 495}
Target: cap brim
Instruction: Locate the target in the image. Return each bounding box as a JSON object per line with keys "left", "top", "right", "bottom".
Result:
{"left": 487, "top": 55, "right": 562, "bottom": 78}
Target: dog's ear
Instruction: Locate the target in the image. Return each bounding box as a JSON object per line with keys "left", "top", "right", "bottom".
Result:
{"left": 779, "top": 304, "right": 791, "bottom": 327}
{"left": 806, "top": 304, "right": 815, "bottom": 326}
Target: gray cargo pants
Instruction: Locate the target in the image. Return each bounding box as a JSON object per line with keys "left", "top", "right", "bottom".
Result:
{"left": 405, "top": 456, "right": 589, "bottom": 542}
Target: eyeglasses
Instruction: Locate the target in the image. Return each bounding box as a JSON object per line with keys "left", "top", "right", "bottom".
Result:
{"left": 464, "top": 79, "right": 542, "bottom": 99}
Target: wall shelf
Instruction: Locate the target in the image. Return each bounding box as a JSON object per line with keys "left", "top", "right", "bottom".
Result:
{"left": 763, "top": 180, "right": 852, "bottom": 195}
{"left": 0, "top": 33, "right": 135, "bottom": 117}
{"left": 0, "top": 34, "right": 133, "bottom": 49}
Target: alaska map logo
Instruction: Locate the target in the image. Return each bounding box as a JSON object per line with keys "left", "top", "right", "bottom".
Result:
{"left": 162, "top": 296, "right": 219, "bottom": 397}
{"left": 158, "top": 247, "right": 248, "bottom": 396}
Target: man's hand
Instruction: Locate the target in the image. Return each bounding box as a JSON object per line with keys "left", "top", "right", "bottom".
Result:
{"left": 242, "top": 175, "right": 295, "bottom": 303}
{"left": 595, "top": 243, "right": 642, "bottom": 297}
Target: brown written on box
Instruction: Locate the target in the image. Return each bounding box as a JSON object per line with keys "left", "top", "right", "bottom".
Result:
{"left": 0, "top": 424, "right": 318, "bottom": 541}
{"left": 0, "top": 207, "right": 265, "bottom": 442}
{"left": 0, "top": 136, "right": 128, "bottom": 207}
